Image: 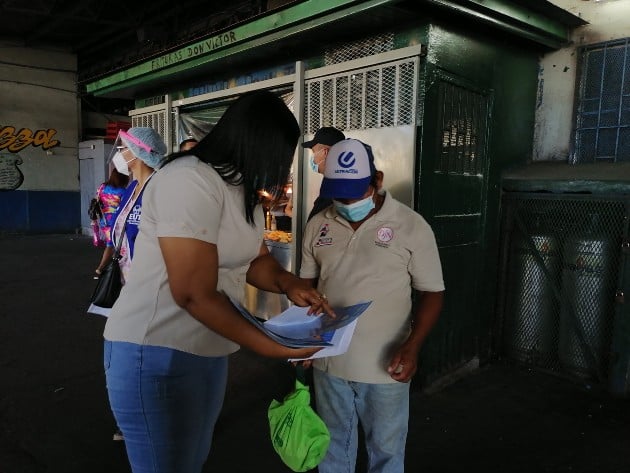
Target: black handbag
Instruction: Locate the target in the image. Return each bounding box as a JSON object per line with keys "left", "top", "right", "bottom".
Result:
{"left": 90, "top": 254, "right": 123, "bottom": 308}
{"left": 90, "top": 221, "right": 126, "bottom": 309}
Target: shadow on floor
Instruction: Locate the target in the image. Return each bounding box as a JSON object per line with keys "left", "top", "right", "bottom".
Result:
{"left": 0, "top": 235, "right": 627, "bottom": 473}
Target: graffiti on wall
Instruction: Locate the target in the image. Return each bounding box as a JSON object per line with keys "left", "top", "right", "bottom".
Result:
{"left": 0, "top": 126, "right": 61, "bottom": 153}
{"left": 0, "top": 153, "right": 24, "bottom": 190}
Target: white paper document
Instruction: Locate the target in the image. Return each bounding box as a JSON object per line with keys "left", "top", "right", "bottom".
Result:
{"left": 87, "top": 303, "right": 111, "bottom": 317}
{"left": 230, "top": 298, "right": 371, "bottom": 358}
{"left": 288, "top": 318, "right": 360, "bottom": 361}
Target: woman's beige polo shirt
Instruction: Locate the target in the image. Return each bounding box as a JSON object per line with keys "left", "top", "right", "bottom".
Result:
{"left": 104, "top": 156, "right": 264, "bottom": 357}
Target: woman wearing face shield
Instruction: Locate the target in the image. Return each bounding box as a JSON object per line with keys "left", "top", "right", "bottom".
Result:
{"left": 89, "top": 128, "right": 165, "bottom": 318}
{"left": 102, "top": 91, "right": 333, "bottom": 473}
{"left": 108, "top": 128, "right": 166, "bottom": 285}
{"left": 94, "top": 127, "right": 166, "bottom": 442}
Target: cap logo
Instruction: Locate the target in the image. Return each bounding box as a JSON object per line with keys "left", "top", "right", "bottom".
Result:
{"left": 336, "top": 151, "right": 358, "bottom": 174}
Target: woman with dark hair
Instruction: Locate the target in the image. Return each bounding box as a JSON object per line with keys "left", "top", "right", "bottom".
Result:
{"left": 103, "top": 90, "right": 332, "bottom": 473}
{"left": 93, "top": 168, "right": 129, "bottom": 276}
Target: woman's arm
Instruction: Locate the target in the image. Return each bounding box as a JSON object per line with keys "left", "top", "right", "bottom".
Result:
{"left": 95, "top": 246, "right": 114, "bottom": 274}
{"left": 246, "top": 242, "right": 334, "bottom": 315}
{"left": 159, "top": 236, "right": 321, "bottom": 359}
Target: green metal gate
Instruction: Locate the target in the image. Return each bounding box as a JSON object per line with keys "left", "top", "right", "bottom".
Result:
{"left": 418, "top": 69, "right": 493, "bottom": 383}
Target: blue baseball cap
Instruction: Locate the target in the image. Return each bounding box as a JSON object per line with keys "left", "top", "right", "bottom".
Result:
{"left": 319, "top": 139, "right": 376, "bottom": 199}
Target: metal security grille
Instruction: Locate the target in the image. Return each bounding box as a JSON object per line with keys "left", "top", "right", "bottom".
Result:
{"left": 131, "top": 110, "right": 167, "bottom": 137}
{"left": 304, "top": 58, "right": 418, "bottom": 134}
{"left": 171, "top": 109, "right": 179, "bottom": 150}
{"left": 437, "top": 80, "right": 490, "bottom": 175}
{"left": 323, "top": 33, "right": 395, "bottom": 66}
{"left": 574, "top": 38, "right": 630, "bottom": 163}
{"left": 499, "top": 193, "right": 626, "bottom": 384}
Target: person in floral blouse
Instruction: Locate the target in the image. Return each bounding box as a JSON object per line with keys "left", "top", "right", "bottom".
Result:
{"left": 94, "top": 168, "right": 129, "bottom": 276}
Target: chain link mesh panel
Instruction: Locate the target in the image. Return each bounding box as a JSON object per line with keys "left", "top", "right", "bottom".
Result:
{"left": 322, "top": 33, "right": 395, "bottom": 66}
{"left": 304, "top": 57, "right": 418, "bottom": 133}
{"left": 499, "top": 193, "right": 626, "bottom": 384}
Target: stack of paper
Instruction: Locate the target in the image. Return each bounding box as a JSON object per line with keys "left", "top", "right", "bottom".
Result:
{"left": 230, "top": 299, "right": 372, "bottom": 359}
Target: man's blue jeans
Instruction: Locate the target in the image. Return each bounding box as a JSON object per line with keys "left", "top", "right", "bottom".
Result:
{"left": 313, "top": 368, "right": 409, "bottom": 473}
{"left": 104, "top": 341, "right": 228, "bottom": 473}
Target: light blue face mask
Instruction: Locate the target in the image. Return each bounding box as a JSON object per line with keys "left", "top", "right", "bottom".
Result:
{"left": 333, "top": 192, "right": 375, "bottom": 222}
{"left": 309, "top": 154, "right": 319, "bottom": 173}
{"left": 309, "top": 148, "right": 326, "bottom": 173}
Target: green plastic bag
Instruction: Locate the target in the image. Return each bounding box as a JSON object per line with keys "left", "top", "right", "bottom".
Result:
{"left": 268, "top": 379, "right": 330, "bottom": 472}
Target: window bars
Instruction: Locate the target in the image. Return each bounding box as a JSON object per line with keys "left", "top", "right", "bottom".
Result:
{"left": 574, "top": 38, "right": 630, "bottom": 163}
{"left": 436, "top": 80, "right": 490, "bottom": 176}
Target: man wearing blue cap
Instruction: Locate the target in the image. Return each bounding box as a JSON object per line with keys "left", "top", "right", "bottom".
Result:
{"left": 300, "top": 139, "right": 445, "bottom": 473}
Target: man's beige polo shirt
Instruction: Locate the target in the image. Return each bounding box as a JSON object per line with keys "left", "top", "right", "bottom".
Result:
{"left": 300, "top": 192, "right": 444, "bottom": 383}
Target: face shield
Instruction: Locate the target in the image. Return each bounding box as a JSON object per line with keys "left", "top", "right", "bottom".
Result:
{"left": 107, "top": 131, "right": 141, "bottom": 176}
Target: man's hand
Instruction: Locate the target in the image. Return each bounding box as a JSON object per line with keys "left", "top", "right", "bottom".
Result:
{"left": 387, "top": 342, "right": 420, "bottom": 383}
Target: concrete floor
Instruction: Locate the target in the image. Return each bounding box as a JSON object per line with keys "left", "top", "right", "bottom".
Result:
{"left": 0, "top": 234, "right": 628, "bottom": 473}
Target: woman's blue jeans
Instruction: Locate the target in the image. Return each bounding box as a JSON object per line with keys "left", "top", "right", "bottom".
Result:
{"left": 313, "top": 368, "right": 409, "bottom": 473}
{"left": 104, "top": 341, "right": 228, "bottom": 473}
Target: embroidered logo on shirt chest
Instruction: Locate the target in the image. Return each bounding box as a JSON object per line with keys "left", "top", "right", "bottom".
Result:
{"left": 375, "top": 226, "right": 394, "bottom": 248}
{"left": 315, "top": 223, "right": 333, "bottom": 247}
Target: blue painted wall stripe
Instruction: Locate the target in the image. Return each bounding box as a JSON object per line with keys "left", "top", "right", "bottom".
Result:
{"left": 0, "top": 190, "right": 80, "bottom": 233}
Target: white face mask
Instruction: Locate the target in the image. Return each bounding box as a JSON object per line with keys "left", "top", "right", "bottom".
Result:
{"left": 112, "top": 152, "right": 136, "bottom": 176}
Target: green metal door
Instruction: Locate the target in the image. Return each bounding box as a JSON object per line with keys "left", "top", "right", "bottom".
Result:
{"left": 417, "top": 69, "right": 493, "bottom": 381}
